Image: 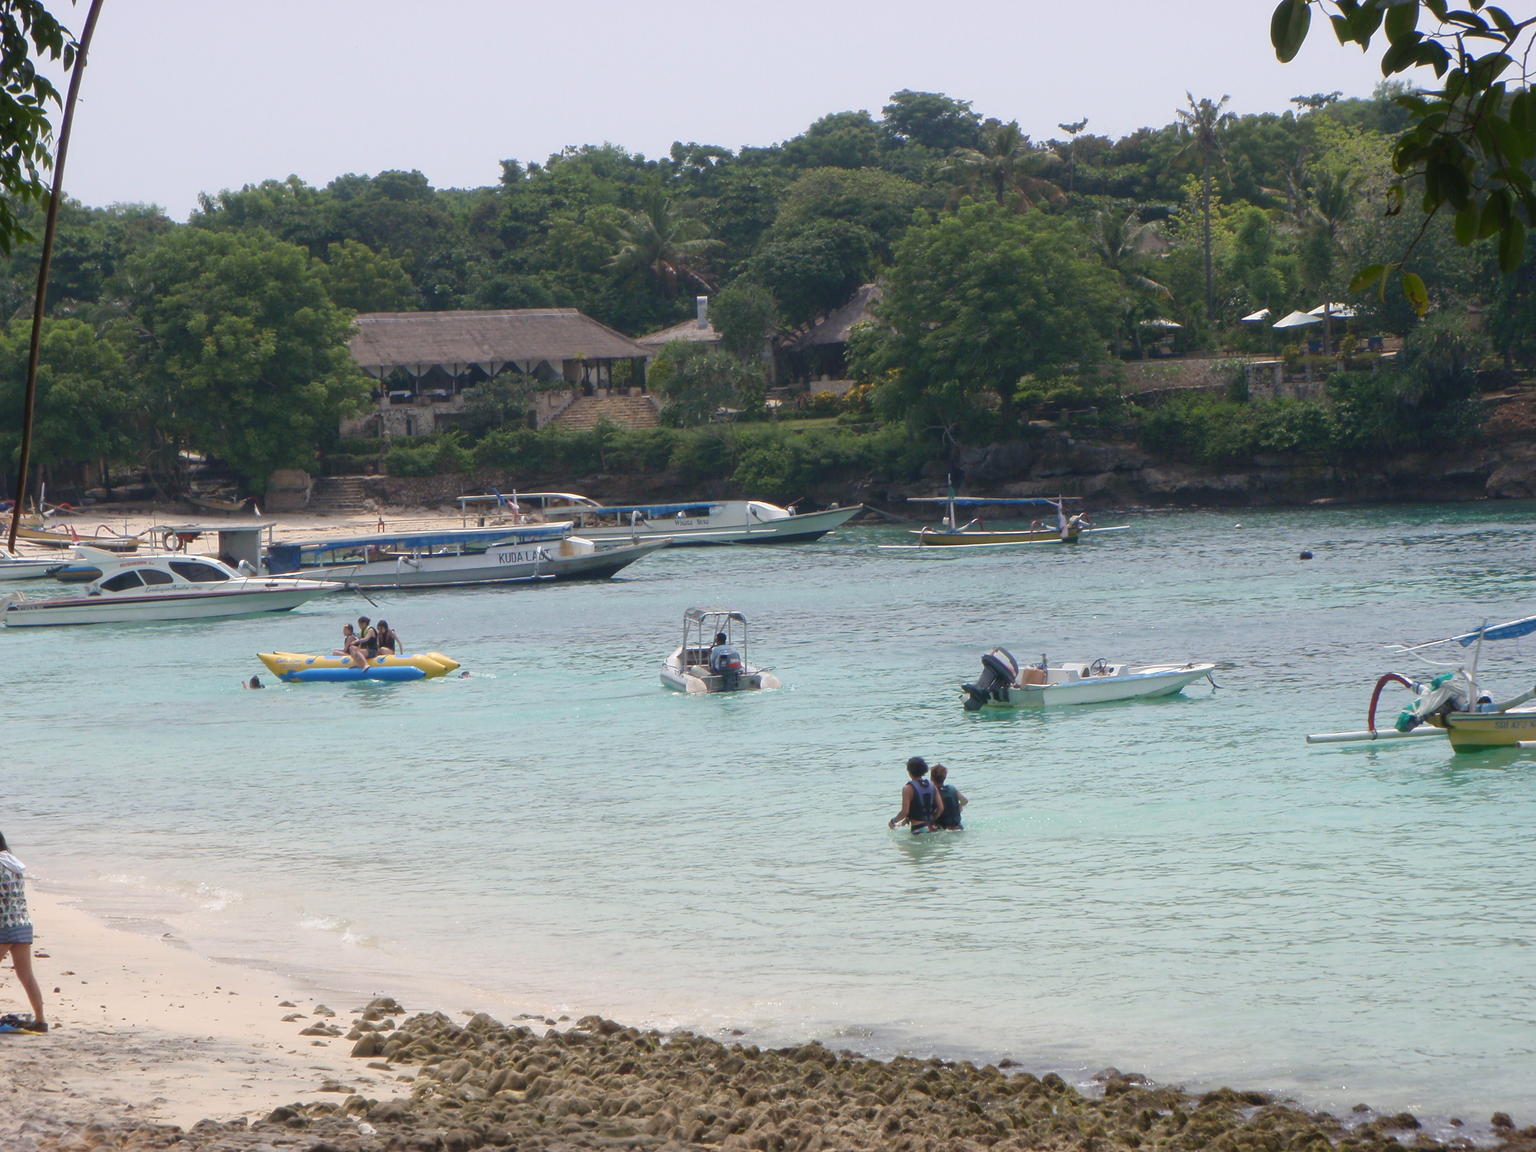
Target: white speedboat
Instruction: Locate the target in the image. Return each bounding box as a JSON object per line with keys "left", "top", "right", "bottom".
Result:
{"left": 265, "top": 522, "right": 666, "bottom": 588}
{"left": 457, "top": 491, "right": 860, "bottom": 546}
{"left": 0, "top": 547, "right": 342, "bottom": 627}
{"left": 0, "top": 544, "right": 77, "bottom": 581}
{"left": 661, "top": 608, "right": 782, "bottom": 693}
{"left": 961, "top": 648, "right": 1216, "bottom": 709}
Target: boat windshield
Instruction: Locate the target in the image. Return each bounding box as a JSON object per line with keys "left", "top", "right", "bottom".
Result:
{"left": 169, "top": 560, "right": 231, "bottom": 583}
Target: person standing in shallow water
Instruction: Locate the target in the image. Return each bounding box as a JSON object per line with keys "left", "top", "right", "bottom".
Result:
{"left": 888, "top": 756, "right": 943, "bottom": 833}
{"left": 0, "top": 831, "right": 46, "bottom": 1032}
{"left": 931, "top": 763, "right": 967, "bottom": 831}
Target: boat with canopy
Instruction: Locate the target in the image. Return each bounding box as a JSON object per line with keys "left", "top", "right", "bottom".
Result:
{"left": 265, "top": 522, "right": 666, "bottom": 588}
{"left": 455, "top": 491, "right": 860, "bottom": 546}
{"left": 1306, "top": 613, "right": 1536, "bottom": 751}
{"left": 885, "top": 489, "right": 1127, "bottom": 549}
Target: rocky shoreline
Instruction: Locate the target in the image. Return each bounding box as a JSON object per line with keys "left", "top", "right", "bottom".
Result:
{"left": 21, "top": 1004, "right": 1536, "bottom": 1152}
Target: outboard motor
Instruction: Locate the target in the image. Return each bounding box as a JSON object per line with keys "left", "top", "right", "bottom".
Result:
{"left": 718, "top": 653, "right": 744, "bottom": 691}
{"left": 963, "top": 647, "right": 1020, "bottom": 711}
{"left": 1395, "top": 670, "right": 1473, "bottom": 732}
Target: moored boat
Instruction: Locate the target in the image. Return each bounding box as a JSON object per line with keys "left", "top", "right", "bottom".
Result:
{"left": 661, "top": 608, "right": 781, "bottom": 693}
{"left": 265, "top": 522, "right": 667, "bottom": 588}
{"left": 257, "top": 650, "right": 461, "bottom": 683}
{"left": 0, "top": 547, "right": 342, "bottom": 627}
{"left": 961, "top": 647, "right": 1216, "bottom": 709}
{"left": 0, "top": 544, "right": 80, "bottom": 581}
{"left": 456, "top": 491, "right": 861, "bottom": 546}
{"left": 1307, "top": 614, "right": 1536, "bottom": 752}
{"left": 900, "top": 491, "right": 1124, "bottom": 548}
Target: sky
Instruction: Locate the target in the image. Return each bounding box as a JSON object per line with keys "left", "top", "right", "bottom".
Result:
{"left": 51, "top": 0, "right": 1410, "bottom": 220}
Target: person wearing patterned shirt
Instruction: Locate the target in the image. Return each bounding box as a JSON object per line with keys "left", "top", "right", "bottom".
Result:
{"left": 0, "top": 830, "right": 46, "bottom": 1033}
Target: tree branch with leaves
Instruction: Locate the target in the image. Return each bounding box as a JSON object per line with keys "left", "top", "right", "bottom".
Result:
{"left": 1271, "top": 0, "right": 1536, "bottom": 312}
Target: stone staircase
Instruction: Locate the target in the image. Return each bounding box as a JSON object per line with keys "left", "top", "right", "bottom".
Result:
{"left": 308, "top": 476, "right": 372, "bottom": 514}
{"left": 548, "top": 392, "right": 661, "bottom": 431}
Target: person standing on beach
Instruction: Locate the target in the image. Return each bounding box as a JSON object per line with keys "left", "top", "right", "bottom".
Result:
{"left": 0, "top": 831, "right": 46, "bottom": 1032}
{"left": 931, "top": 763, "right": 967, "bottom": 831}
{"left": 888, "top": 756, "right": 943, "bottom": 833}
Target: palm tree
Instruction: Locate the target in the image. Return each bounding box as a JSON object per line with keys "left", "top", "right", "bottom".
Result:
{"left": 1092, "top": 207, "right": 1173, "bottom": 357}
{"left": 944, "top": 120, "right": 1063, "bottom": 211}
{"left": 607, "top": 189, "right": 720, "bottom": 298}
{"left": 1176, "top": 93, "right": 1235, "bottom": 321}
{"left": 1057, "top": 118, "right": 1088, "bottom": 195}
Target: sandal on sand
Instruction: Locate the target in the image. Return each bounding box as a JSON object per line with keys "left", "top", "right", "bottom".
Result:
{"left": 0, "top": 1013, "right": 45, "bottom": 1033}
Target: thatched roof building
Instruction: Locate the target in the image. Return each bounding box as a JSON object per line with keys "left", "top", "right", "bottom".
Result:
{"left": 350, "top": 309, "right": 648, "bottom": 386}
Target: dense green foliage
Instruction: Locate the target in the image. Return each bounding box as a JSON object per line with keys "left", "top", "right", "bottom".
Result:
{"left": 0, "top": 62, "right": 1528, "bottom": 494}
{"left": 461, "top": 421, "right": 927, "bottom": 504}
{"left": 1134, "top": 315, "right": 1486, "bottom": 465}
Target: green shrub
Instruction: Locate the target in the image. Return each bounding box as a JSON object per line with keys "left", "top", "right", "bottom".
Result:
{"left": 384, "top": 432, "right": 471, "bottom": 477}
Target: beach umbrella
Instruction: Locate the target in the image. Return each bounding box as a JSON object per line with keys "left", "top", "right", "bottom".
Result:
{"left": 1139, "top": 318, "right": 1182, "bottom": 329}
{"left": 1308, "top": 302, "right": 1356, "bottom": 318}
{"left": 1272, "top": 309, "right": 1321, "bottom": 329}
{"left": 1240, "top": 308, "right": 1272, "bottom": 323}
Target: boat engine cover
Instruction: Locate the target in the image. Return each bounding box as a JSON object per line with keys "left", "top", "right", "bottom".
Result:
{"left": 963, "top": 648, "right": 1021, "bottom": 710}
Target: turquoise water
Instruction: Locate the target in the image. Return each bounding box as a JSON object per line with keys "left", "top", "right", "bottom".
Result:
{"left": 7, "top": 504, "right": 1536, "bottom": 1123}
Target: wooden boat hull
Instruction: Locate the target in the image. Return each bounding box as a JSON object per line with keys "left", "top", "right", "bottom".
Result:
{"left": 911, "top": 526, "right": 1079, "bottom": 546}
{"left": 1431, "top": 709, "right": 1536, "bottom": 749}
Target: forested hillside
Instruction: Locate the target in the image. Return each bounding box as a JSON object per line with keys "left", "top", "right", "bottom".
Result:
{"left": 0, "top": 85, "right": 1527, "bottom": 501}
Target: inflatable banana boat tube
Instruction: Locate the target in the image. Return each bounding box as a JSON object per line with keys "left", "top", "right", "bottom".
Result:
{"left": 257, "top": 651, "right": 461, "bottom": 683}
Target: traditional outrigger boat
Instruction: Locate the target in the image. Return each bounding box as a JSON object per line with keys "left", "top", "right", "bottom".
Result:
{"left": 257, "top": 651, "right": 461, "bottom": 683}
{"left": 661, "top": 608, "right": 781, "bottom": 694}
{"left": 961, "top": 648, "right": 1217, "bottom": 710}
{"left": 1307, "top": 614, "right": 1536, "bottom": 752}
{"left": 885, "top": 490, "right": 1127, "bottom": 550}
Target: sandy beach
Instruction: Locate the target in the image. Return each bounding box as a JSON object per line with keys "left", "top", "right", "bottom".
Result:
{"left": 5, "top": 881, "right": 1535, "bottom": 1152}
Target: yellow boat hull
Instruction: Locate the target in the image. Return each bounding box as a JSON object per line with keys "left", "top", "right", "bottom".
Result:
{"left": 1430, "top": 710, "right": 1536, "bottom": 749}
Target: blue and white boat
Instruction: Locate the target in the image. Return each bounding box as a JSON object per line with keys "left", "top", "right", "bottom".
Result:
{"left": 265, "top": 522, "right": 666, "bottom": 589}
{"left": 456, "top": 492, "right": 861, "bottom": 546}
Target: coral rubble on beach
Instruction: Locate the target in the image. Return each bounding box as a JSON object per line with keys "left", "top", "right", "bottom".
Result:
{"left": 11, "top": 1002, "right": 1536, "bottom": 1152}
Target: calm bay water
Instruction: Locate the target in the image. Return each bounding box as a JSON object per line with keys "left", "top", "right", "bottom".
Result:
{"left": 6, "top": 504, "right": 1536, "bottom": 1122}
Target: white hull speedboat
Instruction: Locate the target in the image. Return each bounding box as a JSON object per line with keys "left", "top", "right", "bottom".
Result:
{"left": 266, "top": 523, "right": 667, "bottom": 588}
{"left": 1, "top": 547, "right": 342, "bottom": 627}
{"left": 962, "top": 648, "right": 1216, "bottom": 709}
{"left": 660, "top": 607, "right": 782, "bottom": 693}
{"left": 0, "top": 545, "right": 78, "bottom": 581}
{"left": 457, "top": 492, "right": 860, "bottom": 546}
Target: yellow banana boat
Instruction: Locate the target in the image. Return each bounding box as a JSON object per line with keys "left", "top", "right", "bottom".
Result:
{"left": 258, "top": 651, "right": 461, "bottom": 683}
